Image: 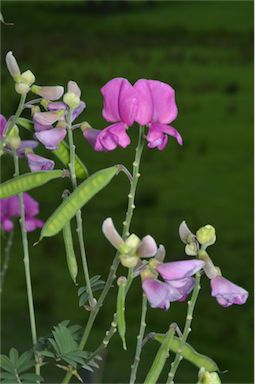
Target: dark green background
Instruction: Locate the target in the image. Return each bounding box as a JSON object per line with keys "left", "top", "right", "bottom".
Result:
{"left": 1, "top": 1, "right": 253, "bottom": 383}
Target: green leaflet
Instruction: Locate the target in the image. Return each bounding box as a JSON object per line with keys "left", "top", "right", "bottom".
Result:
{"left": 40, "top": 166, "right": 120, "bottom": 239}
{"left": 117, "top": 277, "right": 127, "bottom": 350}
{"left": 0, "top": 170, "right": 65, "bottom": 198}
{"left": 17, "top": 118, "right": 88, "bottom": 179}
{"left": 155, "top": 334, "right": 219, "bottom": 372}
{"left": 144, "top": 326, "right": 175, "bottom": 384}
{"left": 63, "top": 221, "right": 78, "bottom": 285}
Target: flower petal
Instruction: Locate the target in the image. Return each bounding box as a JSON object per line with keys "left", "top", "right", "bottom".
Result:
{"left": 95, "top": 123, "right": 130, "bottom": 152}
{"left": 134, "top": 79, "right": 154, "bottom": 125}
{"left": 0, "top": 114, "right": 7, "bottom": 139}
{"left": 26, "top": 153, "right": 55, "bottom": 172}
{"left": 147, "top": 123, "right": 183, "bottom": 151}
{"left": 16, "top": 140, "right": 38, "bottom": 157}
{"left": 142, "top": 278, "right": 170, "bottom": 310}
{"left": 211, "top": 276, "right": 248, "bottom": 307}
{"left": 102, "top": 217, "right": 124, "bottom": 250}
{"left": 168, "top": 277, "right": 195, "bottom": 301}
{"left": 34, "top": 111, "right": 62, "bottom": 126}
{"left": 35, "top": 128, "right": 66, "bottom": 150}
{"left": 179, "top": 221, "right": 194, "bottom": 244}
{"left": 118, "top": 79, "right": 138, "bottom": 126}
{"left": 32, "top": 86, "right": 64, "bottom": 100}
{"left": 71, "top": 101, "right": 86, "bottom": 122}
{"left": 148, "top": 80, "right": 178, "bottom": 124}
{"left": 137, "top": 235, "right": 157, "bottom": 258}
{"left": 157, "top": 259, "right": 204, "bottom": 281}
{"left": 68, "top": 81, "right": 81, "bottom": 98}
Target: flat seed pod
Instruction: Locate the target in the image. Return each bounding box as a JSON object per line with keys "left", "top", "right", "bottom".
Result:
{"left": 117, "top": 277, "right": 127, "bottom": 350}
{"left": 0, "top": 170, "right": 65, "bottom": 198}
{"left": 40, "top": 166, "right": 119, "bottom": 239}
{"left": 63, "top": 221, "right": 78, "bottom": 285}
{"left": 154, "top": 334, "right": 219, "bottom": 372}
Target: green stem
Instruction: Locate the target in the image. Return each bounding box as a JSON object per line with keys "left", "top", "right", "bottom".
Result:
{"left": 166, "top": 273, "right": 201, "bottom": 384}
{"left": 62, "top": 126, "right": 145, "bottom": 384}
{"left": 0, "top": 94, "right": 26, "bottom": 154}
{"left": 13, "top": 151, "right": 40, "bottom": 377}
{"left": 0, "top": 229, "right": 14, "bottom": 295}
{"left": 129, "top": 294, "right": 148, "bottom": 384}
{"left": 66, "top": 110, "right": 94, "bottom": 306}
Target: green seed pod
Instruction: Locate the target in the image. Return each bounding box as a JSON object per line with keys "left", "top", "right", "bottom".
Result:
{"left": 154, "top": 334, "right": 219, "bottom": 372}
{"left": 53, "top": 141, "right": 88, "bottom": 180}
{"left": 63, "top": 220, "right": 78, "bottom": 285}
{"left": 117, "top": 276, "right": 127, "bottom": 350}
{"left": 0, "top": 170, "right": 65, "bottom": 198}
{"left": 144, "top": 326, "right": 175, "bottom": 384}
{"left": 40, "top": 166, "right": 119, "bottom": 240}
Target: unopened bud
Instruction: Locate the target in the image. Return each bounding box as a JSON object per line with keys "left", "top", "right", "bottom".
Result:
{"left": 68, "top": 80, "right": 81, "bottom": 98}
{"left": 15, "top": 82, "right": 30, "bottom": 95}
{"left": 5, "top": 51, "right": 20, "bottom": 78}
{"left": 31, "top": 85, "right": 64, "bottom": 101}
{"left": 125, "top": 234, "right": 140, "bottom": 252}
{"left": 185, "top": 241, "right": 198, "bottom": 256}
{"left": 197, "top": 368, "right": 221, "bottom": 384}
{"left": 63, "top": 92, "right": 80, "bottom": 109}
{"left": 119, "top": 254, "right": 139, "bottom": 268}
{"left": 8, "top": 125, "right": 21, "bottom": 149}
{"left": 196, "top": 225, "right": 216, "bottom": 247}
{"left": 117, "top": 276, "right": 127, "bottom": 286}
{"left": 18, "top": 70, "right": 35, "bottom": 86}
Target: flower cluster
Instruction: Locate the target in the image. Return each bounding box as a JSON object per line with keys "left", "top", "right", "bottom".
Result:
{"left": 0, "top": 193, "right": 43, "bottom": 232}
{"left": 82, "top": 77, "right": 182, "bottom": 151}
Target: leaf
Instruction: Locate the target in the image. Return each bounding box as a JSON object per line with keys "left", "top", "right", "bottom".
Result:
{"left": 20, "top": 373, "right": 43, "bottom": 382}
{"left": 0, "top": 355, "right": 14, "bottom": 373}
{"left": 39, "top": 351, "right": 55, "bottom": 358}
{"left": 0, "top": 372, "right": 16, "bottom": 380}
{"left": 40, "top": 166, "right": 120, "bottom": 239}
{"left": 78, "top": 276, "right": 105, "bottom": 306}
{"left": 9, "top": 348, "right": 19, "bottom": 365}
{"left": 154, "top": 334, "right": 219, "bottom": 372}
{"left": 16, "top": 350, "right": 34, "bottom": 372}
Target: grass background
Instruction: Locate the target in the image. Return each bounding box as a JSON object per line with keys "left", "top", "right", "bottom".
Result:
{"left": 1, "top": 1, "right": 253, "bottom": 383}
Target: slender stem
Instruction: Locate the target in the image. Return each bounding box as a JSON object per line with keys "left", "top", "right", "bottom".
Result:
{"left": 62, "top": 126, "right": 145, "bottom": 384}
{"left": 129, "top": 294, "right": 148, "bottom": 384}
{"left": 0, "top": 94, "right": 26, "bottom": 154}
{"left": 0, "top": 229, "right": 14, "bottom": 295}
{"left": 166, "top": 273, "right": 201, "bottom": 384}
{"left": 66, "top": 110, "right": 94, "bottom": 306}
{"left": 13, "top": 151, "right": 40, "bottom": 377}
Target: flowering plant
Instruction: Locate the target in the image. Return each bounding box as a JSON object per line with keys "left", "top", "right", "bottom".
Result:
{"left": 0, "top": 52, "right": 248, "bottom": 384}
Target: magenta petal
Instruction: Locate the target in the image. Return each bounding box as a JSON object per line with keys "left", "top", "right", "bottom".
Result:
{"left": 26, "top": 153, "right": 55, "bottom": 172}
{"left": 148, "top": 80, "right": 178, "bottom": 124}
{"left": 134, "top": 79, "right": 153, "bottom": 125}
{"left": 35, "top": 128, "right": 66, "bottom": 150}
{"left": 0, "top": 114, "right": 7, "bottom": 139}
{"left": 157, "top": 259, "right": 204, "bottom": 281}
{"left": 34, "top": 120, "right": 53, "bottom": 132}
{"left": 25, "top": 217, "right": 44, "bottom": 232}
{"left": 47, "top": 102, "right": 67, "bottom": 112}
{"left": 137, "top": 235, "right": 157, "bottom": 258}
{"left": 83, "top": 127, "right": 101, "bottom": 149}
{"left": 118, "top": 79, "right": 138, "bottom": 126}
{"left": 147, "top": 123, "right": 183, "bottom": 151}
{"left": 95, "top": 123, "right": 130, "bottom": 152}
{"left": 22, "top": 193, "right": 40, "bottom": 216}
{"left": 2, "top": 218, "right": 14, "bottom": 232}
{"left": 168, "top": 277, "right": 195, "bottom": 302}
{"left": 211, "top": 276, "right": 248, "bottom": 307}
{"left": 142, "top": 279, "right": 170, "bottom": 310}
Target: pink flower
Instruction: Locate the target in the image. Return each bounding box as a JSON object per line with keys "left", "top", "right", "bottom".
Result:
{"left": 0, "top": 193, "right": 44, "bottom": 232}
{"left": 83, "top": 78, "right": 137, "bottom": 152}
{"left": 142, "top": 259, "right": 204, "bottom": 310}
{"left": 35, "top": 128, "right": 66, "bottom": 150}
{"left": 211, "top": 276, "right": 248, "bottom": 307}
{"left": 26, "top": 153, "right": 55, "bottom": 172}
{"left": 134, "top": 79, "right": 182, "bottom": 150}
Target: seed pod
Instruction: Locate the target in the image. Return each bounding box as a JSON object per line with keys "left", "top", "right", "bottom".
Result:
{"left": 117, "top": 276, "right": 127, "bottom": 350}
{"left": 0, "top": 170, "right": 65, "bottom": 198}
{"left": 40, "top": 166, "right": 119, "bottom": 239}
{"left": 53, "top": 141, "right": 88, "bottom": 180}
{"left": 144, "top": 326, "right": 175, "bottom": 384}
{"left": 154, "top": 334, "right": 219, "bottom": 372}
{"left": 63, "top": 220, "right": 78, "bottom": 285}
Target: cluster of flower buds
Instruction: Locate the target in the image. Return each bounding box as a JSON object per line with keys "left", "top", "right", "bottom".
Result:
{"left": 6, "top": 51, "right": 35, "bottom": 95}
{"left": 179, "top": 221, "right": 248, "bottom": 307}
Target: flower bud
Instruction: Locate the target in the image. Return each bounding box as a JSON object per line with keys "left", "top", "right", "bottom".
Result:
{"left": 15, "top": 82, "right": 30, "bottom": 95}
{"left": 8, "top": 125, "right": 21, "bottom": 149}
{"left": 5, "top": 51, "right": 20, "bottom": 79}
{"left": 68, "top": 80, "right": 81, "bottom": 98}
{"left": 119, "top": 254, "right": 139, "bottom": 268}
{"left": 18, "top": 70, "right": 35, "bottom": 86}
{"left": 125, "top": 234, "right": 141, "bottom": 252}
{"left": 117, "top": 276, "right": 127, "bottom": 286}
{"left": 185, "top": 241, "right": 198, "bottom": 256}
{"left": 197, "top": 368, "right": 221, "bottom": 384}
{"left": 63, "top": 92, "right": 80, "bottom": 109}
{"left": 31, "top": 85, "right": 64, "bottom": 100}
{"left": 196, "top": 225, "right": 216, "bottom": 247}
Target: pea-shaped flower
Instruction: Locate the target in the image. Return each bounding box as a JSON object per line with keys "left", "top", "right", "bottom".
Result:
{"left": 83, "top": 78, "right": 138, "bottom": 151}
{"left": 102, "top": 217, "right": 157, "bottom": 267}
{"left": 134, "top": 79, "right": 183, "bottom": 150}
{"left": 25, "top": 152, "right": 55, "bottom": 172}
{"left": 210, "top": 275, "right": 248, "bottom": 307}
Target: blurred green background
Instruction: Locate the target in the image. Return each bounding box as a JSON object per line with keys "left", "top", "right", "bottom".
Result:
{"left": 1, "top": 1, "right": 253, "bottom": 383}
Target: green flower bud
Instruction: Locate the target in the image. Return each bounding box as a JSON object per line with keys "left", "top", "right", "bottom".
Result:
{"left": 8, "top": 125, "right": 21, "bottom": 149}
{"left": 63, "top": 92, "right": 80, "bottom": 109}
{"left": 119, "top": 254, "right": 139, "bottom": 268}
{"left": 15, "top": 82, "right": 30, "bottom": 95}
{"left": 196, "top": 225, "right": 216, "bottom": 247}
{"left": 185, "top": 241, "right": 198, "bottom": 256}
{"left": 197, "top": 368, "right": 221, "bottom": 384}
{"left": 18, "top": 70, "right": 35, "bottom": 86}
{"left": 125, "top": 234, "right": 141, "bottom": 253}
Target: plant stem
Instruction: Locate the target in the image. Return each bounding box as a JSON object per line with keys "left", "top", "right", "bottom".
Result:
{"left": 13, "top": 151, "right": 40, "bottom": 377}
{"left": 129, "top": 294, "right": 148, "bottom": 384}
{"left": 0, "top": 229, "right": 14, "bottom": 295}
{"left": 166, "top": 273, "right": 201, "bottom": 384}
{"left": 62, "top": 126, "right": 145, "bottom": 384}
{"left": 66, "top": 110, "right": 94, "bottom": 306}
{"left": 0, "top": 94, "right": 26, "bottom": 154}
